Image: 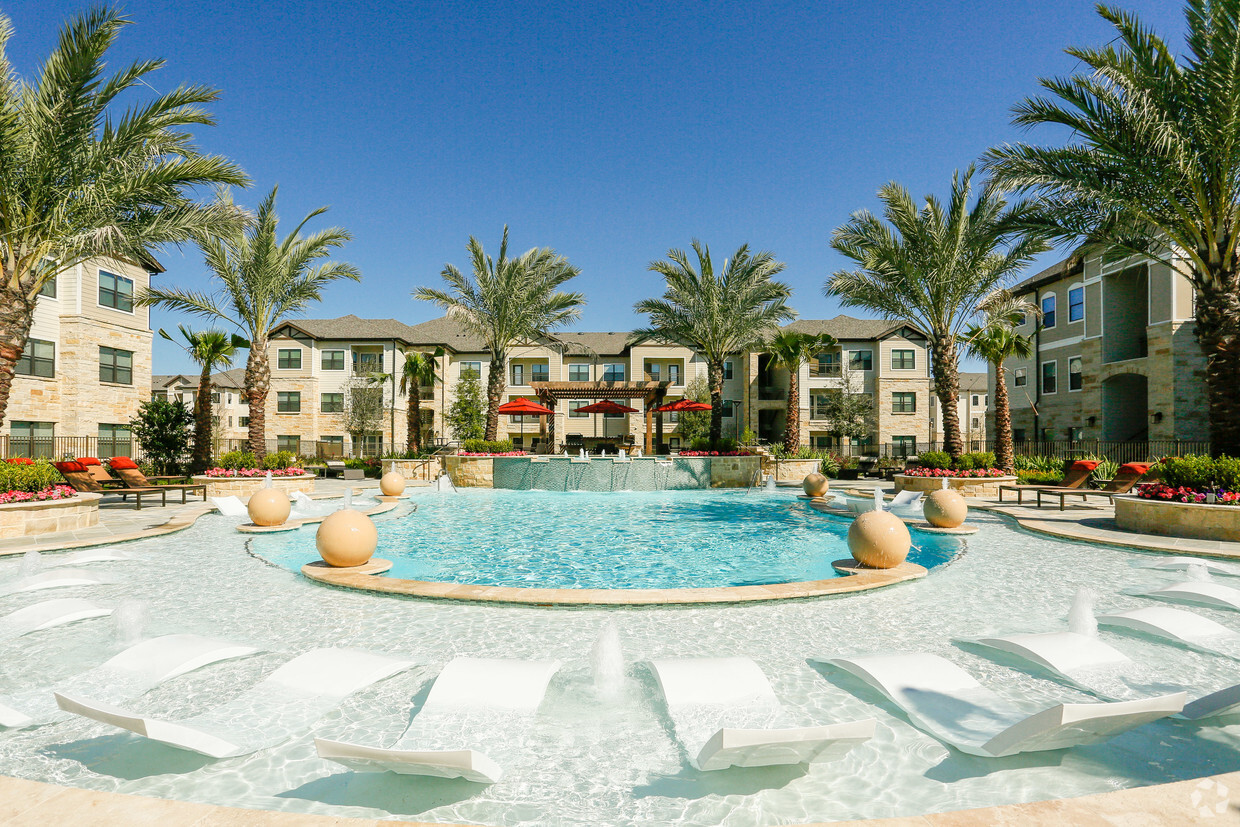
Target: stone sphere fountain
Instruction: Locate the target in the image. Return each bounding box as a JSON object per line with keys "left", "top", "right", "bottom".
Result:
{"left": 847, "top": 510, "right": 911, "bottom": 568}
{"left": 316, "top": 510, "right": 378, "bottom": 567}
{"left": 247, "top": 488, "right": 291, "bottom": 527}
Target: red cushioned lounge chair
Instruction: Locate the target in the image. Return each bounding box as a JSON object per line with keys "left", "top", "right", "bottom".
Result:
{"left": 998, "top": 460, "right": 1098, "bottom": 505}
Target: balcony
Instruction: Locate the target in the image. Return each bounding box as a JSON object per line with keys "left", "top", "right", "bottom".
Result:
{"left": 809, "top": 364, "right": 841, "bottom": 378}
{"left": 758, "top": 385, "right": 786, "bottom": 401}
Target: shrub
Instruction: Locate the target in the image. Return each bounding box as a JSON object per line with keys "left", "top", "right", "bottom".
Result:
{"left": 261, "top": 450, "right": 297, "bottom": 470}
{"left": 462, "top": 439, "right": 516, "bottom": 455}
{"left": 219, "top": 450, "right": 259, "bottom": 470}
{"left": 128, "top": 397, "right": 192, "bottom": 475}
{"left": 690, "top": 437, "right": 712, "bottom": 451}
{"left": 1014, "top": 454, "right": 1061, "bottom": 473}
{"left": 1017, "top": 470, "right": 1064, "bottom": 485}
{"left": 919, "top": 450, "right": 951, "bottom": 470}
{"left": 955, "top": 451, "right": 995, "bottom": 471}
{"left": 0, "top": 459, "right": 65, "bottom": 494}
{"left": 820, "top": 455, "right": 841, "bottom": 477}
{"left": 1154, "top": 455, "right": 1240, "bottom": 491}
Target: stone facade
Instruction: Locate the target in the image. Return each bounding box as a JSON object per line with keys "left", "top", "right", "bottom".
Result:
{"left": 893, "top": 474, "right": 1017, "bottom": 498}
{"left": 1114, "top": 496, "right": 1240, "bottom": 542}
{"left": 0, "top": 494, "right": 100, "bottom": 538}
{"left": 444, "top": 456, "right": 494, "bottom": 488}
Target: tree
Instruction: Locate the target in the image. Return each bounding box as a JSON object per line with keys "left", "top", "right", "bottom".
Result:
{"left": 827, "top": 168, "right": 1046, "bottom": 459}
{"left": 815, "top": 363, "right": 873, "bottom": 447}
{"left": 985, "top": 0, "right": 1240, "bottom": 456}
{"left": 397, "top": 350, "right": 440, "bottom": 453}
{"left": 0, "top": 8, "right": 248, "bottom": 430}
{"left": 159, "top": 326, "right": 243, "bottom": 473}
{"left": 635, "top": 241, "right": 794, "bottom": 443}
{"left": 675, "top": 375, "right": 713, "bottom": 446}
{"left": 129, "top": 397, "right": 193, "bottom": 475}
{"left": 765, "top": 331, "right": 838, "bottom": 452}
{"left": 414, "top": 227, "right": 584, "bottom": 440}
{"left": 964, "top": 291, "right": 1039, "bottom": 474}
{"left": 445, "top": 368, "right": 485, "bottom": 441}
{"left": 343, "top": 376, "right": 387, "bottom": 457}
{"left": 139, "top": 186, "right": 359, "bottom": 457}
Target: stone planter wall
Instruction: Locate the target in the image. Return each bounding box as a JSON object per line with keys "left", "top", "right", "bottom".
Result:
{"left": 192, "top": 474, "right": 316, "bottom": 502}
{"left": 893, "top": 474, "right": 1017, "bottom": 498}
{"left": 0, "top": 493, "right": 100, "bottom": 538}
{"left": 770, "top": 458, "right": 824, "bottom": 483}
{"left": 709, "top": 455, "right": 762, "bottom": 488}
{"left": 445, "top": 456, "right": 494, "bottom": 488}
{"left": 384, "top": 457, "right": 442, "bottom": 481}
{"left": 1115, "top": 495, "right": 1240, "bottom": 542}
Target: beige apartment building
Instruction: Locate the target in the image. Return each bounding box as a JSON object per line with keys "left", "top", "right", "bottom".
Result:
{"left": 5, "top": 256, "right": 158, "bottom": 458}
{"left": 994, "top": 248, "right": 1209, "bottom": 446}
{"left": 151, "top": 369, "right": 250, "bottom": 446}
{"left": 930, "top": 373, "right": 989, "bottom": 449}
{"left": 257, "top": 314, "right": 933, "bottom": 456}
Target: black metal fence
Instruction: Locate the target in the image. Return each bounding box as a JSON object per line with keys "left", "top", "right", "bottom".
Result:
{"left": 820, "top": 438, "right": 1214, "bottom": 461}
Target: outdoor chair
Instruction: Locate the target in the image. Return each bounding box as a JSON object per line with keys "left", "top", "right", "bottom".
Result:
{"left": 107, "top": 457, "right": 207, "bottom": 503}
{"left": 74, "top": 457, "right": 122, "bottom": 487}
{"left": 320, "top": 460, "right": 346, "bottom": 478}
{"left": 1034, "top": 462, "right": 1152, "bottom": 510}
{"left": 52, "top": 461, "right": 168, "bottom": 510}
{"left": 998, "top": 460, "right": 1097, "bottom": 505}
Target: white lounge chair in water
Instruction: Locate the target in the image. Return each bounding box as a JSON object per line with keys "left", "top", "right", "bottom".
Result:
{"left": 821, "top": 653, "right": 1184, "bottom": 757}
{"left": 1098, "top": 606, "right": 1240, "bottom": 658}
{"left": 315, "top": 656, "right": 561, "bottom": 783}
{"left": 43, "top": 549, "right": 140, "bottom": 567}
{"left": 56, "top": 648, "right": 414, "bottom": 758}
{"left": 0, "top": 634, "right": 258, "bottom": 728}
{"left": 0, "top": 598, "right": 111, "bottom": 641}
{"left": 648, "top": 657, "right": 874, "bottom": 771}
{"left": 210, "top": 495, "right": 248, "bottom": 517}
{"left": 1141, "top": 557, "right": 1240, "bottom": 577}
{"left": 887, "top": 489, "right": 923, "bottom": 511}
{"left": 1135, "top": 581, "right": 1240, "bottom": 612}
{"left": 0, "top": 569, "right": 113, "bottom": 597}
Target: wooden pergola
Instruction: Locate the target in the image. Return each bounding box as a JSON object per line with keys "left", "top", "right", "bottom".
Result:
{"left": 529, "top": 380, "right": 672, "bottom": 453}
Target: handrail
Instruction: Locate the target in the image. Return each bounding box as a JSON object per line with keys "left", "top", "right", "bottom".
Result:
{"left": 743, "top": 468, "right": 762, "bottom": 494}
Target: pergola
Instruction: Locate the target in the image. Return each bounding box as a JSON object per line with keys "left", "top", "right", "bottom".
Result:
{"left": 529, "top": 380, "right": 673, "bottom": 453}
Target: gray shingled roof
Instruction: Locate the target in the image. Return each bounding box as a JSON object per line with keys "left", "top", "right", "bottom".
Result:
{"left": 272, "top": 314, "right": 424, "bottom": 343}
{"left": 782, "top": 315, "right": 924, "bottom": 341}
{"left": 151, "top": 369, "right": 245, "bottom": 391}
{"left": 959, "top": 372, "right": 987, "bottom": 391}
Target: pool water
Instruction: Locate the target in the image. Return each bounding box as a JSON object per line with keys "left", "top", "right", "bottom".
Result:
{"left": 257, "top": 489, "right": 961, "bottom": 588}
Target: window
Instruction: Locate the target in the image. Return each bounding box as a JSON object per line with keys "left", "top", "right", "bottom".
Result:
{"left": 891, "top": 349, "right": 915, "bottom": 370}
{"left": 1069, "top": 287, "right": 1084, "bottom": 322}
{"left": 511, "top": 363, "right": 524, "bottom": 385}
{"left": 1069, "top": 427, "right": 1084, "bottom": 441}
{"left": 9, "top": 421, "right": 53, "bottom": 458}
{"left": 668, "top": 364, "right": 681, "bottom": 385}
{"left": 99, "top": 347, "right": 132, "bottom": 384}
{"left": 814, "top": 352, "right": 841, "bottom": 376}
{"left": 813, "top": 435, "right": 832, "bottom": 449}
{"left": 16, "top": 339, "right": 54, "bottom": 378}
{"left": 277, "top": 435, "right": 300, "bottom": 454}
{"left": 319, "top": 435, "right": 344, "bottom": 458}
{"left": 603, "top": 363, "right": 625, "bottom": 381}
{"left": 892, "top": 392, "right": 916, "bottom": 413}
{"left": 152, "top": 390, "right": 168, "bottom": 401}
{"left": 569, "top": 400, "right": 590, "bottom": 418}
{"left": 277, "top": 349, "right": 302, "bottom": 369}
{"left": 646, "top": 363, "right": 660, "bottom": 382}
{"left": 1041, "top": 427, "right": 1055, "bottom": 442}
{"left": 849, "top": 350, "right": 873, "bottom": 371}
{"left": 321, "top": 350, "right": 345, "bottom": 371}
{"left": 971, "top": 417, "right": 980, "bottom": 429}
{"left": 39, "top": 277, "right": 56, "bottom": 298}
{"left": 277, "top": 391, "right": 301, "bottom": 412}
{"left": 356, "top": 432, "right": 382, "bottom": 455}
{"left": 811, "top": 392, "right": 833, "bottom": 420}
{"left": 460, "top": 361, "right": 481, "bottom": 378}
{"left": 722, "top": 400, "right": 737, "bottom": 418}
{"left": 531, "top": 364, "right": 549, "bottom": 383}
{"left": 321, "top": 393, "right": 344, "bottom": 413}
{"left": 668, "top": 437, "right": 681, "bottom": 450}
{"left": 1041, "top": 294, "right": 1056, "bottom": 329}
{"left": 723, "top": 361, "right": 734, "bottom": 380}
{"left": 97, "top": 423, "right": 131, "bottom": 457}
{"left": 1013, "top": 428, "right": 1026, "bottom": 443}
{"left": 353, "top": 351, "right": 382, "bottom": 374}
{"left": 892, "top": 435, "right": 916, "bottom": 456}
{"left": 1014, "top": 367, "right": 1028, "bottom": 387}
{"left": 603, "top": 399, "right": 626, "bottom": 418}
{"left": 568, "top": 363, "right": 589, "bottom": 382}
{"left": 211, "top": 391, "right": 221, "bottom": 404}
{"left": 971, "top": 394, "right": 980, "bottom": 406}
{"left": 98, "top": 270, "right": 133, "bottom": 312}
{"left": 239, "top": 416, "right": 250, "bottom": 427}
{"left": 1041, "top": 361, "right": 1057, "bottom": 394}
{"left": 1069, "top": 356, "right": 1083, "bottom": 391}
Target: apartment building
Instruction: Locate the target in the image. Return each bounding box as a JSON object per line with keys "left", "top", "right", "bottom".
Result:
{"left": 994, "top": 249, "right": 1208, "bottom": 444}
{"left": 151, "top": 369, "right": 250, "bottom": 444}
{"left": 5, "top": 256, "right": 159, "bottom": 457}
{"left": 930, "top": 372, "right": 989, "bottom": 448}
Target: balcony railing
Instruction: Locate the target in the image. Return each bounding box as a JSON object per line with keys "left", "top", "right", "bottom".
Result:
{"left": 809, "top": 364, "right": 841, "bottom": 378}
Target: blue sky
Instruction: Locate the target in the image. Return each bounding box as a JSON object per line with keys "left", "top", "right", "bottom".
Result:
{"left": 10, "top": 1, "right": 1184, "bottom": 374}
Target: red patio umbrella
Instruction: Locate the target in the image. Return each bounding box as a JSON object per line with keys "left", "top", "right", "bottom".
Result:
{"left": 572, "top": 400, "right": 639, "bottom": 415}
{"left": 655, "top": 398, "right": 712, "bottom": 412}
{"left": 497, "top": 398, "right": 556, "bottom": 446}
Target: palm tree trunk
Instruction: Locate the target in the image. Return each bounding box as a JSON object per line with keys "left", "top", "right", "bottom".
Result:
{"left": 485, "top": 353, "right": 506, "bottom": 442}
{"left": 407, "top": 387, "right": 421, "bottom": 453}
{"left": 245, "top": 338, "right": 270, "bottom": 458}
{"left": 993, "top": 361, "right": 1013, "bottom": 474}
{"left": 708, "top": 359, "right": 724, "bottom": 444}
{"left": 931, "top": 335, "right": 963, "bottom": 459}
{"left": 1196, "top": 281, "right": 1240, "bottom": 457}
{"left": 0, "top": 286, "right": 36, "bottom": 431}
{"left": 193, "top": 365, "right": 213, "bottom": 472}
{"left": 784, "top": 363, "right": 800, "bottom": 452}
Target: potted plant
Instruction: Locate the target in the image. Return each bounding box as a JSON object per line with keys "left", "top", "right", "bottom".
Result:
{"left": 837, "top": 456, "right": 862, "bottom": 480}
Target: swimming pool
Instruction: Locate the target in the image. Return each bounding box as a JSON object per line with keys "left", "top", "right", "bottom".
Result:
{"left": 256, "top": 489, "right": 961, "bottom": 589}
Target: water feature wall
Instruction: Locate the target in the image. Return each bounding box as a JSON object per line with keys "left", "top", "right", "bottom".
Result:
{"left": 482, "top": 456, "right": 760, "bottom": 491}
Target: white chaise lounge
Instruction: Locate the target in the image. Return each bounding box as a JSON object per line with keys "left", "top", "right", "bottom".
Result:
{"left": 887, "top": 489, "right": 923, "bottom": 511}
{"left": 821, "top": 653, "right": 1184, "bottom": 757}
{"left": 43, "top": 549, "right": 140, "bottom": 567}
{"left": 1141, "top": 557, "right": 1240, "bottom": 577}
{"left": 0, "top": 569, "right": 112, "bottom": 596}
{"left": 0, "top": 598, "right": 111, "bottom": 641}
{"left": 0, "top": 634, "right": 258, "bottom": 728}
{"left": 210, "top": 496, "right": 248, "bottom": 517}
{"left": 1135, "top": 581, "right": 1240, "bottom": 611}
{"left": 1098, "top": 606, "right": 1240, "bottom": 658}
{"left": 315, "top": 656, "right": 562, "bottom": 783}
{"left": 649, "top": 657, "right": 875, "bottom": 771}
{"left": 56, "top": 648, "right": 414, "bottom": 758}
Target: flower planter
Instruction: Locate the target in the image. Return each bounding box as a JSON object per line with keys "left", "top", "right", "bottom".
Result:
{"left": 1114, "top": 495, "right": 1240, "bottom": 542}
{"left": 445, "top": 455, "right": 494, "bottom": 488}
{"left": 0, "top": 492, "right": 100, "bottom": 538}
{"left": 893, "top": 473, "right": 1017, "bottom": 498}
{"left": 192, "top": 474, "right": 316, "bottom": 502}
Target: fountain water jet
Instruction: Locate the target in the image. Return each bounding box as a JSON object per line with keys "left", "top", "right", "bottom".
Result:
{"left": 765, "top": 475, "right": 776, "bottom": 491}
{"left": 1188, "top": 562, "right": 1212, "bottom": 582}
{"left": 263, "top": 471, "right": 273, "bottom": 488}
{"left": 1068, "top": 587, "right": 1099, "bottom": 636}
{"left": 591, "top": 620, "right": 625, "bottom": 702}
{"left": 114, "top": 600, "right": 148, "bottom": 647}
{"left": 19, "top": 550, "right": 41, "bottom": 578}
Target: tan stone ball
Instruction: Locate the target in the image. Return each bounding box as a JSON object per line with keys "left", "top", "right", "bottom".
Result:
{"left": 848, "top": 510, "right": 911, "bottom": 569}
{"left": 379, "top": 471, "right": 406, "bottom": 496}
{"left": 923, "top": 488, "right": 968, "bottom": 528}
{"left": 803, "top": 472, "right": 829, "bottom": 498}
{"left": 316, "top": 509, "right": 378, "bottom": 567}
{"left": 247, "top": 488, "right": 290, "bottom": 526}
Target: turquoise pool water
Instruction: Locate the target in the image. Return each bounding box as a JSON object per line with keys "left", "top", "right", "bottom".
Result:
{"left": 255, "top": 489, "right": 961, "bottom": 589}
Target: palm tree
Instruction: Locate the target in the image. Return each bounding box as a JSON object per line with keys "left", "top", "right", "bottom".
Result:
{"left": 827, "top": 168, "right": 1046, "bottom": 459}
{"left": 398, "top": 350, "right": 440, "bottom": 454}
{"left": 414, "top": 227, "right": 584, "bottom": 441}
{"left": 963, "top": 291, "right": 1039, "bottom": 474}
{"left": 985, "top": 0, "right": 1240, "bottom": 456}
{"left": 635, "top": 241, "right": 795, "bottom": 443}
{"left": 139, "top": 187, "right": 359, "bottom": 457}
{"left": 159, "top": 326, "right": 244, "bottom": 472}
{"left": 0, "top": 8, "right": 248, "bottom": 429}
{"left": 765, "top": 331, "right": 838, "bottom": 452}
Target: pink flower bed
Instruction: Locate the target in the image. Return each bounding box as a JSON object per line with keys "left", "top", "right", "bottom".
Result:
{"left": 203, "top": 467, "right": 307, "bottom": 477}
{"left": 677, "top": 451, "right": 754, "bottom": 457}
{"left": 903, "top": 467, "right": 1006, "bottom": 478}
{"left": 459, "top": 451, "right": 527, "bottom": 457}
{"left": 1136, "top": 483, "right": 1240, "bottom": 505}
{"left": 0, "top": 485, "right": 77, "bottom": 504}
